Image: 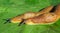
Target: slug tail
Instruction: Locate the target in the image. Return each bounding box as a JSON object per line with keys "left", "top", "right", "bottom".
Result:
{"left": 38, "top": 6, "right": 54, "bottom": 15}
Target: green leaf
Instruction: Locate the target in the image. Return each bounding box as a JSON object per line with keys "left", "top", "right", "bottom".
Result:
{"left": 0, "top": 0, "right": 60, "bottom": 33}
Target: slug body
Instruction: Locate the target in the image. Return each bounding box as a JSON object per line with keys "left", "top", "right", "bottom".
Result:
{"left": 25, "top": 13, "right": 57, "bottom": 25}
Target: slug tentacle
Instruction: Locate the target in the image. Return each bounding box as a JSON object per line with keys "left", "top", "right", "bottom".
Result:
{"left": 4, "top": 18, "right": 11, "bottom": 24}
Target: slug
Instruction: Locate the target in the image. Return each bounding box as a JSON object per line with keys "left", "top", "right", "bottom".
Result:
{"left": 5, "top": 6, "right": 53, "bottom": 23}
